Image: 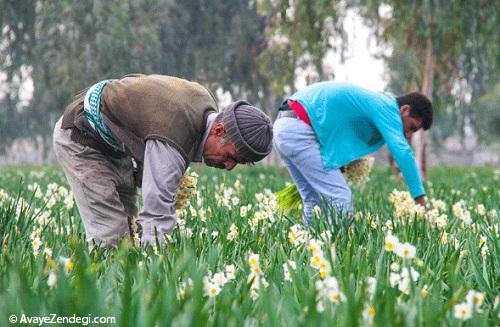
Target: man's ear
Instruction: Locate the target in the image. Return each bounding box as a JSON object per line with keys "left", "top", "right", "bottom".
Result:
{"left": 211, "top": 122, "right": 226, "bottom": 137}
{"left": 400, "top": 104, "right": 411, "bottom": 117}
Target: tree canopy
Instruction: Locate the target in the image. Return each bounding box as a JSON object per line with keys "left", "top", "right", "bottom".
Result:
{"left": 1, "top": 0, "right": 498, "bottom": 156}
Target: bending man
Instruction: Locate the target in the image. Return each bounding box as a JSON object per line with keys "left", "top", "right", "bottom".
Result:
{"left": 273, "top": 82, "right": 432, "bottom": 225}
{"left": 53, "top": 74, "right": 273, "bottom": 247}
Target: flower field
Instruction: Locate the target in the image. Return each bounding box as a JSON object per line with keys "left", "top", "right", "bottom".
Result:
{"left": 0, "top": 165, "right": 498, "bottom": 326}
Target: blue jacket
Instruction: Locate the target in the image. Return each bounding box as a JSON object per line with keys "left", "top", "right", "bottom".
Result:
{"left": 290, "top": 81, "right": 425, "bottom": 198}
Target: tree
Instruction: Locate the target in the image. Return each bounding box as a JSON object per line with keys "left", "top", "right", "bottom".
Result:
{"left": 0, "top": 0, "right": 275, "bottom": 157}
{"left": 1, "top": 0, "right": 164, "bottom": 155}
{"left": 157, "top": 0, "right": 272, "bottom": 109}
{"left": 0, "top": 0, "right": 37, "bottom": 152}
{"left": 256, "top": 0, "right": 346, "bottom": 95}
{"left": 358, "top": 0, "right": 499, "bottom": 177}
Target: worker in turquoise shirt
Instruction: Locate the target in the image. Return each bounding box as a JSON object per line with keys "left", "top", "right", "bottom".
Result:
{"left": 273, "top": 82, "right": 433, "bottom": 225}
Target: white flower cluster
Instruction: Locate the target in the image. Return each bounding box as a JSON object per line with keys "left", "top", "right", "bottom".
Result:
{"left": 487, "top": 208, "right": 498, "bottom": 219}
{"left": 177, "top": 277, "right": 193, "bottom": 300}
{"left": 425, "top": 208, "right": 448, "bottom": 229}
{"left": 239, "top": 204, "right": 252, "bottom": 218}
{"left": 384, "top": 232, "right": 416, "bottom": 260}
{"left": 453, "top": 290, "right": 485, "bottom": 321}
{"left": 30, "top": 227, "right": 43, "bottom": 257}
{"left": 41, "top": 183, "right": 73, "bottom": 210}
{"left": 288, "top": 224, "right": 310, "bottom": 247}
{"left": 203, "top": 264, "right": 237, "bottom": 298}
{"left": 175, "top": 169, "right": 199, "bottom": 210}
{"left": 363, "top": 305, "right": 376, "bottom": 325}
{"left": 452, "top": 200, "right": 472, "bottom": 225}
{"left": 315, "top": 276, "right": 346, "bottom": 312}
{"left": 475, "top": 204, "right": 485, "bottom": 216}
{"left": 283, "top": 260, "right": 296, "bottom": 282}
{"left": 0, "top": 188, "right": 10, "bottom": 204}
{"left": 361, "top": 277, "right": 378, "bottom": 324}
{"left": 478, "top": 235, "right": 489, "bottom": 257}
{"left": 426, "top": 198, "right": 449, "bottom": 228}
{"left": 15, "top": 198, "right": 31, "bottom": 219}
{"left": 129, "top": 217, "right": 141, "bottom": 247}
{"left": 384, "top": 233, "right": 420, "bottom": 294}
{"left": 175, "top": 217, "right": 194, "bottom": 239}
{"left": 389, "top": 265, "right": 420, "bottom": 295}
{"left": 215, "top": 183, "right": 240, "bottom": 210}
{"left": 226, "top": 223, "right": 239, "bottom": 241}
{"left": 247, "top": 253, "right": 268, "bottom": 300}
{"left": 183, "top": 203, "right": 208, "bottom": 222}
{"left": 308, "top": 239, "right": 331, "bottom": 280}
{"left": 47, "top": 272, "right": 57, "bottom": 288}
{"left": 248, "top": 189, "right": 277, "bottom": 231}
{"left": 46, "top": 255, "right": 74, "bottom": 288}
{"left": 389, "top": 190, "right": 450, "bottom": 228}
{"left": 25, "top": 182, "right": 75, "bottom": 230}
{"left": 343, "top": 156, "right": 374, "bottom": 185}
{"left": 389, "top": 189, "right": 425, "bottom": 221}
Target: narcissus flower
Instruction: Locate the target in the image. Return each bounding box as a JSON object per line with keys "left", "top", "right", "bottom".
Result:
{"left": 384, "top": 233, "right": 399, "bottom": 252}
{"left": 466, "top": 290, "right": 485, "bottom": 309}
{"left": 47, "top": 272, "right": 57, "bottom": 288}
{"left": 227, "top": 224, "right": 239, "bottom": 241}
{"left": 59, "top": 256, "right": 73, "bottom": 273}
{"left": 453, "top": 303, "right": 472, "bottom": 321}
{"left": 283, "top": 260, "right": 296, "bottom": 282}
{"left": 395, "top": 242, "right": 416, "bottom": 259}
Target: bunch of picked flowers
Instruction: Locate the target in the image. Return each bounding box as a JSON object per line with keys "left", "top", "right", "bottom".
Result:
{"left": 342, "top": 156, "right": 375, "bottom": 185}
{"left": 276, "top": 156, "right": 374, "bottom": 212}
{"left": 175, "top": 168, "right": 199, "bottom": 210}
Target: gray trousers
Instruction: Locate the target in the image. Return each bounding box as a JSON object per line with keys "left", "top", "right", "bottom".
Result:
{"left": 53, "top": 117, "right": 138, "bottom": 247}
{"left": 273, "top": 116, "right": 352, "bottom": 225}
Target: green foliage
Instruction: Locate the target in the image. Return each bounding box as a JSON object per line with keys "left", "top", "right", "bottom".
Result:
{"left": 472, "top": 83, "right": 500, "bottom": 144}
{"left": 0, "top": 0, "right": 274, "bottom": 153}
{"left": 357, "top": 0, "right": 499, "bottom": 145}
{"left": 0, "top": 165, "right": 498, "bottom": 326}
{"left": 257, "top": 0, "right": 345, "bottom": 95}
{"left": 1, "top": 0, "right": 498, "bottom": 155}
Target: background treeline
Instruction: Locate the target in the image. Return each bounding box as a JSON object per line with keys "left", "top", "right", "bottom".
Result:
{"left": 1, "top": 0, "right": 498, "bottom": 158}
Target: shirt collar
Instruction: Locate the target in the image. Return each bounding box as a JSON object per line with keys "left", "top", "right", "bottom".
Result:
{"left": 193, "top": 112, "right": 218, "bottom": 162}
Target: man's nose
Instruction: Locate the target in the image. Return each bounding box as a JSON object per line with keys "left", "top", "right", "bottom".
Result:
{"left": 225, "top": 161, "right": 237, "bottom": 170}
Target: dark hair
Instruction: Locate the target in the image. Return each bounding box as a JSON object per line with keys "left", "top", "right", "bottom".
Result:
{"left": 396, "top": 92, "right": 433, "bottom": 130}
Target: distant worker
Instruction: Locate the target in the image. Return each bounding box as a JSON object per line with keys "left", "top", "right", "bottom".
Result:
{"left": 273, "top": 82, "right": 432, "bottom": 224}
{"left": 53, "top": 74, "right": 273, "bottom": 248}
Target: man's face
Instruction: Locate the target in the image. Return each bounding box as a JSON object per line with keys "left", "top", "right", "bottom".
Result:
{"left": 400, "top": 105, "right": 423, "bottom": 140}
{"left": 203, "top": 122, "right": 244, "bottom": 171}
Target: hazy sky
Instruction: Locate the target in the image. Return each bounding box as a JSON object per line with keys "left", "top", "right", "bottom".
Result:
{"left": 330, "top": 10, "right": 386, "bottom": 92}
{"left": 296, "top": 8, "right": 386, "bottom": 92}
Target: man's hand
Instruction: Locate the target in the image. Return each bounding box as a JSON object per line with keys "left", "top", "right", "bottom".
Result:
{"left": 414, "top": 195, "right": 426, "bottom": 208}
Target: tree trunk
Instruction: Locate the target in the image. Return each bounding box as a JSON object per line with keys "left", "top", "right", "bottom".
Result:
{"left": 414, "top": 38, "right": 434, "bottom": 180}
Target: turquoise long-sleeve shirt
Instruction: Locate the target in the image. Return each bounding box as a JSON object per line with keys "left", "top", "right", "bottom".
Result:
{"left": 289, "top": 82, "right": 425, "bottom": 198}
